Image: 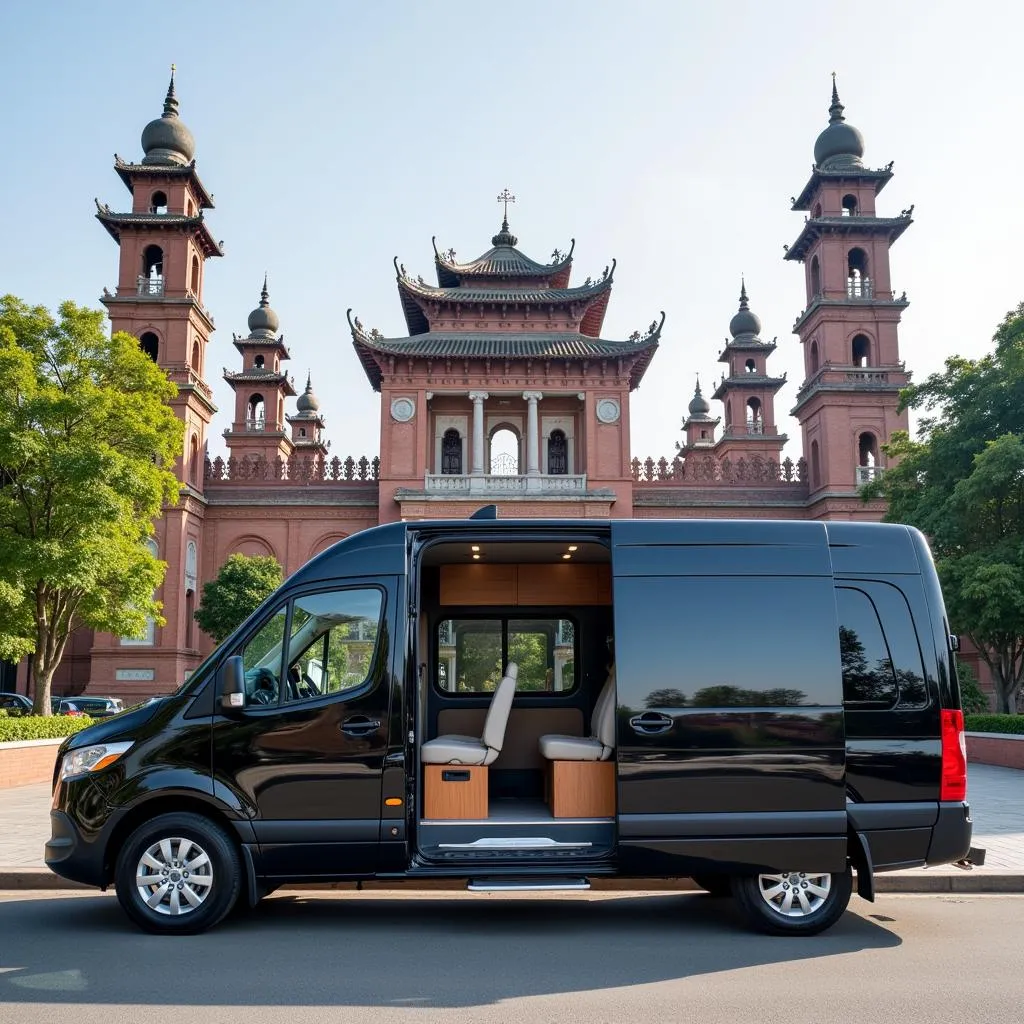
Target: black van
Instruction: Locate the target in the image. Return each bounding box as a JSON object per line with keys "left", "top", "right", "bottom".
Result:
{"left": 46, "top": 519, "right": 977, "bottom": 935}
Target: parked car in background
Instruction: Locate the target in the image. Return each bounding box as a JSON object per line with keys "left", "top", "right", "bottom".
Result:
{"left": 50, "top": 698, "right": 87, "bottom": 717}
{"left": 67, "top": 696, "right": 124, "bottom": 719}
{"left": 0, "top": 693, "right": 33, "bottom": 716}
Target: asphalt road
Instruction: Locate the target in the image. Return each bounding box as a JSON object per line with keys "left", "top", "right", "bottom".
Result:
{"left": 0, "top": 890, "right": 1020, "bottom": 1024}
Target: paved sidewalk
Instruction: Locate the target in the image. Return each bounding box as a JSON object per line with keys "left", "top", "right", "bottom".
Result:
{"left": 2, "top": 764, "right": 1020, "bottom": 889}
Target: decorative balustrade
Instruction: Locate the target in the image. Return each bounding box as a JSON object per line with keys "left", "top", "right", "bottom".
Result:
{"left": 844, "top": 370, "right": 889, "bottom": 384}
{"left": 631, "top": 454, "right": 807, "bottom": 485}
{"left": 424, "top": 473, "right": 587, "bottom": 494}
{"left": 137, "top": 275, "right": 164, "bottom": 297}
{"left": 205, "top": 454, "right": 380, "bottom": 484}
{"left": 855, "top": 465, "right": 884, "bottom": 485}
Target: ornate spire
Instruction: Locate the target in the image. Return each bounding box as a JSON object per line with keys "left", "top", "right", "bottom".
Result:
{"left": 163, "top": 64, "right": 179, "bottom": 118}
{"left": 729, "top": 278, "right": 762, "bottom": 340}
{"left": 739, "top": 276, "right": 749, "bottom": 308}
{"left": 492, "top": 188, "right": 518, "bottom": 246}
{"left": 828, "top": 72, "right": 845, "bottom": 124}
{"left": 247, "top": 275, "right": 280, "bottom": 337}
{"left": 260, "top": 273, "right": 270, "bottom": 306}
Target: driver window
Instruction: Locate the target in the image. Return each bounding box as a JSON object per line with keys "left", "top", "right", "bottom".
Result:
{"left": 241, "top": 606, "right": 287, "bottom": 706}
{"left": 283, "top": 588, "right": 383, "bottom": 704}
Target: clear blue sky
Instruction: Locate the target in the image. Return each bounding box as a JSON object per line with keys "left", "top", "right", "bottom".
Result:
{"left": 1, "top": 0, "right": 1020, "bottom": 461}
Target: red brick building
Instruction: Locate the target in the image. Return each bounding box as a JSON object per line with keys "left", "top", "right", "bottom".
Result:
{"left": 7, "top": 74, "right": 915, "bottom": 702}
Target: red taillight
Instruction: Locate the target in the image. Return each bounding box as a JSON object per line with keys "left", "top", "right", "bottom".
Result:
{"left": 940, "top": 709, "right": 967, "bottom": 801}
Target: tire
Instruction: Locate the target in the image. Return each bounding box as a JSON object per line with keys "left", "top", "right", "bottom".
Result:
{"left": 691, "top": 874, "right": 733, "bottom": 898}
{"left": 732, "top": 865, "right": 853, "bottom": 936}
{"left": 115, "top": 812, "right": 242, "bottom": 935}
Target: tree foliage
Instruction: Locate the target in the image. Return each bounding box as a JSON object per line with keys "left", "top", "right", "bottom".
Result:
{"left": 194, "top": 553, "right": 283, "bottom": 645}
{"left": 865, "top": 302, "right": 1024, "bottom": 712}
{"left": 0, "top": 297, "right": 183, "bottom": 714}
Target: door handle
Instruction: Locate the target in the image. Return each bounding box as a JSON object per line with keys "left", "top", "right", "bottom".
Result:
{"left": 628, "top": 712, "right": 674, "bottom": 736}
{"left": 341, "top": 716, "right": 381, "bottom": 737}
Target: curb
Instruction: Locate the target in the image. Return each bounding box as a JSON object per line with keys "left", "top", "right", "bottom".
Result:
{"left": 3, "top": 868, "right": 1022, "bottom": 895}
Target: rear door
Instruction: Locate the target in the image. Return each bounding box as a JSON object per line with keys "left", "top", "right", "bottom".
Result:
{"left": 610, "top": 520, "right": 847, "bottom": 875}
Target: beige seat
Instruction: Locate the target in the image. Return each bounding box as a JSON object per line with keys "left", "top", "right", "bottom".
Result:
{"left": 539, "top": 668, "right": 615, "bottom": 762}
{"left": 421, "top": 663, "right": 518, "bottom": 765}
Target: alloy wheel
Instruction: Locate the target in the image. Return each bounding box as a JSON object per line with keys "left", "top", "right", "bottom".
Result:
{"left": 756, "top": 871, "right": 832, "bottom": 918}
{"left": 135, "top": 836, "right": 214, "bottom": 916}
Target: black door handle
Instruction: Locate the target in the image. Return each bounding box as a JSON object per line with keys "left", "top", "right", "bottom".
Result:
{"left": 628, "top": 712, "right": 674, "bottom": 736}
{"left": 341, "top": 716, "right": 381, "bottom": 737}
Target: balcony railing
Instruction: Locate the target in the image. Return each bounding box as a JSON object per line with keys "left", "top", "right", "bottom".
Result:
{"left": 137, "top": 275, "right": 164, "bottom": 297}
{"left": 424, "top": 473, "right": 587, "bottom": 494}
{"left": 846, "top": 277, "right": 873, "bottom": 299}
{"left": 856, "top": 465, "right": 884, "bottom": 485}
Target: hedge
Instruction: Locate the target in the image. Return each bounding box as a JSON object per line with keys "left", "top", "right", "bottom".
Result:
{"left": 964, "top": 714, "right": 1024, "bottom": 736}
{"left": 0, "top": 716, "right": 94, "bottom": 743}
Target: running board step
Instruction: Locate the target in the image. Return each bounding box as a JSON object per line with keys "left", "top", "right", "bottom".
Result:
{"left": 467, "top": 876, "right": 591, "bottom": 893}
{"left": 440, "top": 836, "right": 592, "bottom": 851}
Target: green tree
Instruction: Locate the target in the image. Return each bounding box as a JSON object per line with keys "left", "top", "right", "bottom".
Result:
{"left": 0, "top": 296, "right": 183, "bottom": 714}
{"left": 194, "top": 554, "right": 283, "bottom": 645}
{"left": 865, "top": 302, "right": 1024, "bottom": 712}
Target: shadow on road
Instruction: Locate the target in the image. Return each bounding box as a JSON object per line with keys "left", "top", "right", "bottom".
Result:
{"left": 0, "top": 892, "right": 900, "bottom": 1007}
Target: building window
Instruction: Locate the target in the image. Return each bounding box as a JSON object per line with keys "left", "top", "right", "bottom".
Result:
{"left": 857, "top": 432, "right": 880, "bottom": 483}
{"left": 121, "top": 538, "right": 159, "bottom": 646}
{"left": 188, "top": 435, "right": 200, "bottom": 487}
{"left": 852, "top": 334, "right": 871, "bottom": 367}
{"left": 811, "top": 440, "right": 821, "bottom": 489}
{"left": 810, "top": 255, "right": 821, "bottom": 297}
{"left": 190, "top": 255, "right": 200, "bottom": 295}
{"left": 247, "top": 394, "right": 266, "bottom": 430}
{"left": 150, "top": 191, "right": 168, "bottom": 214}
{"left": 547, "top": 429, "right": 568, "bottom": 474}
{"left": 813, "top": 203, "right": 822, "bottom": 218}
{"left": 441, "top": 428, "right": 462, "bottom": 474}
{"left": 299, "top": 427, "right": 307, "bottom": 438}
{"left": 139, "top": 331, "right": 159, "bottom": 362}
{"left": 191, "top": 340, "right": 201, "bottom": 373}
{"left": 847, "top": 248, "right": 870, "bottom": 298}
{"left": 185, "top": 540, "right": 198, "bottom": 592}
{"left": 841, "top": 194, "right": 858, "bottom": 217}
{"left": 809, "top": 339, "right": 820, "bottom": 374}
{"left": 141, "top": 245, "right": 163, "bottom": 280}
{"left": 489, "top": 427, "right": 520, "bottom": 475}
{"left": 746, "top": 397, "right": 763, "bottom": 434}
{"left": 745, "top": 358, "right": 756, "bottom": 373}
{"left": 254, "top": 355, "right": 265, "bottom": 369}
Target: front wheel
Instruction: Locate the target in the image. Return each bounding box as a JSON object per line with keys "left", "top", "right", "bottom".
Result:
{"left": 115, "top": 812, "right": 242, "bottom": 935}
{"left": 732, "top": 866, "right": 852, "bottom": 936}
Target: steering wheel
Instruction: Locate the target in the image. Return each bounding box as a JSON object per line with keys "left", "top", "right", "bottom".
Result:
{"left": 298, "top": 671, "right": 321, "bottom": 697}
{"left": 250, "top": 684, "right": 276, "bottom": 706}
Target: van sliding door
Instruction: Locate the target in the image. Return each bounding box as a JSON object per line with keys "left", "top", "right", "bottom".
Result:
{"left": 609, "top": 521, "right": 847, "bottom": 876}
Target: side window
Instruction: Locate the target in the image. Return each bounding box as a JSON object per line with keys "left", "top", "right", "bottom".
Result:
{"left": 436, "top": 617, "right": 577, "bottom": 694}
{"left": 836, "top": 588, "right": 898, "bottom": 707}
{"left": 241, "top": 606, "right": 288, "bottom": 706}
{"left": 283, "top": 589, "right": 383, "bottom": 704}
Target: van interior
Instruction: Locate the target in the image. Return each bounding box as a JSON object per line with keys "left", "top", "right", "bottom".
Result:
{"left": 414, "top": 536, "right": 617, "bottom": 865}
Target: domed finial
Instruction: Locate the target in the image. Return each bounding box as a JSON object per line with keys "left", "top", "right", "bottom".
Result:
{"left": 688, "top": 375, "right": 712, "bottom": 418}
{"left": 247, "top": 275, "right": 280, "bottom": 337}
{"left": 296, "top": 371, "right": 320, "bottom": 412}
{"left": 813, "top": 73, "right": 865, "bottom": 169}
{"left": 141, "top": 65, "right": 195, "bottom": 166}
{"left": 729, "top": 279, "right": 762, "bottom": 339}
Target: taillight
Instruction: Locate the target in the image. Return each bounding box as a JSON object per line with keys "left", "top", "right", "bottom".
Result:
{"left": 940, "top": 708, "right": 967, "bottom": 801}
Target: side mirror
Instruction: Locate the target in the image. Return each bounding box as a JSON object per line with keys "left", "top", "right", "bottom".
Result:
{"left": 219, "top": 655, "right": 246, "bottom": 711}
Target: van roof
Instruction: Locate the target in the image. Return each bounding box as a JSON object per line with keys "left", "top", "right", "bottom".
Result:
{"left": 288, "top": 518, "right": 924, "bottom": 587}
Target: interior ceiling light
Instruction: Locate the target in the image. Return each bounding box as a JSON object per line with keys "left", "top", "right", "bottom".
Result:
{"left": 471, "top": 545, "right": 480, "bottom": 552}
{"left": 562, "top": 553, "right": 571, "bottom": 560}
{"left": 568, "top": 545, "right": 578, "bottom": 552}
{"left": 472, "top": 553, "right": 481, "bottom": 560}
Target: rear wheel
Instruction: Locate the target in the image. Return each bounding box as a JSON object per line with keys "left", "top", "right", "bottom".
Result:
{"left": 732, "top": 866, "right": 852, "bottom": 936}
{"left": 115, "top": 812, "right": 241, "bottom": 935}
{"left": 691, "top": 874, "right": 732, "bottom": 898}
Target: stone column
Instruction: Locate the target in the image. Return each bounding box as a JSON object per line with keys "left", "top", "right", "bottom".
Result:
{"left": 469, "top": 391, "right": 488, "bottom": 475}
{"left": 523, "top": 391, "right": 543, "bottom": 476}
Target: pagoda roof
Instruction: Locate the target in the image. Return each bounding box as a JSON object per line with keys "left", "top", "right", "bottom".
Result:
{"left": 791, "top": 165, "right": 893, "bottom": 211}
{"left": 113, "top": 155, "right": 215, "bottom": 209}
{"left": 95, "top": 202, "right": 223, "bottom": 257}
{"left": 785, "top": 214, "right": 911, "bottom": 261}
{"left": 223, "top": 368, "right": 297, "bottom": 395}
{"left": 348, "top": 312, "right": 663, "bottom": 392}
{"left": 711, "top": 374, "right": 787, "bottom": 400}
{"left": 433, "top": 237, "right": 574, "bottom": 288}
{"left": 231, "top": 334, "right": 291, "bottom": 357}
{"left": 717, "top": 337, "right": 778, "bottom": 360}
{"left": 395, "top": 267, "right": 614, "bottom": 337}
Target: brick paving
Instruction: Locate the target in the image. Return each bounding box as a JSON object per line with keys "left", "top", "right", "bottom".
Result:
{"left": 2, "top": 763, "right": 1020, "bottom": 875}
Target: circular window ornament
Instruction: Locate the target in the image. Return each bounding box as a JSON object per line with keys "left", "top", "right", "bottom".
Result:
{"left": 596, "top": 398, "right": 620, "bottom": 424}
{"left": 390, "top": 397, "right": 415, "bottom": 422}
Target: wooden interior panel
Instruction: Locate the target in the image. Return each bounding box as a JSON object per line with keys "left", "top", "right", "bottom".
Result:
{"left": 439, "top": 563, "right": 611, "bottom": 607}
{"left": 440, "top": 564, "right": 517, "bottom": 605}
{"left": 423, "top": 764, "right": 488, "bottom": 820}
{"left": 516, "top": 564, "right": 612, "bottom": 606}
{"left": 549, "top": 760, "right": 616, "bottom": 818}
{"left": 436, "top": 707, "right": 584, "bottom": 771}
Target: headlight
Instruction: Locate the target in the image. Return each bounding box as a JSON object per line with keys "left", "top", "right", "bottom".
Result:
{"left": 60, "top": 741, "right": 134, "bottom": 781}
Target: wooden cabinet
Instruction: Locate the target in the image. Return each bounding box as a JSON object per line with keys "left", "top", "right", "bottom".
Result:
{"left": 440, "top": 563, "right": 611, "bottom": 607}
{"left": 423, "top": 764, "right": 489, "bottom": 820}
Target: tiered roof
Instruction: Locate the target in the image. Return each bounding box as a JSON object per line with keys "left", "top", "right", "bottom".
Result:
{"left": 351, "top": 218, "right": 662, "bottom": 392}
